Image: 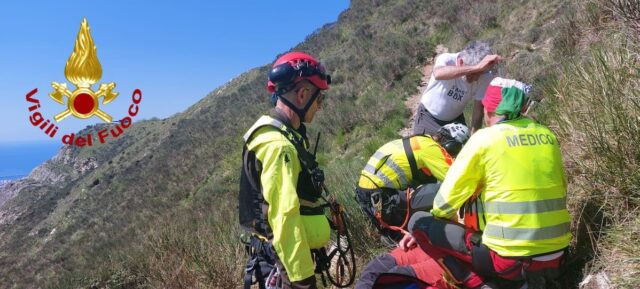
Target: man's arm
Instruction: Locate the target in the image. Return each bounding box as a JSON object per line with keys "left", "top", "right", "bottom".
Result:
{"left": 433, "top": 54, "right": 501, "bottom": 80}
{"left": 470, "top": 100, "right": 484, "bottom": 134}
{"left": 431, "top": 133, "right": 485, "bottom": 219}
{"left": 433, "top": 65, "right": 482, "bottom": 80}
{"left": 257, "top": 141, "right": 315, "bottom": 282}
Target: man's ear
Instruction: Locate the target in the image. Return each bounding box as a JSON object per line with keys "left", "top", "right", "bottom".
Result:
{"left": 457, "top": 58, "right": 464, "bottom": 66}
{"left": 295, "top": 86, "right": 309, "bottom": 106}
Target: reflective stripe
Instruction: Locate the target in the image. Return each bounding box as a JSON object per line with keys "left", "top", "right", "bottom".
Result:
{"left": 383, "top": 158, "right": 408, "bottom": 188}
{"left": 243, "top": 117, "right": 286, "bottom": 141}
{"left": 364, "top": 164, "right": 394, "bottom": 187}
{"left": 433, "top": 193, "right": 454, "bottom": 215}
{"left": 363, "top": 164, "right": 377, "bottom": 175}
{"left": 532, "top": 250, "right": 564, "bottom": 261}
{"left": 484, "top": 198, "right": 566, "bottom": 215}
{"left": 372, "top": 151, "right": 387, "bottom": 161}
{"left": 484, "top": 222, "right": 570, "bottom": 241}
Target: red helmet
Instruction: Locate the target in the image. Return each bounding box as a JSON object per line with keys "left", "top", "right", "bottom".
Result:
{"left": 267, "top": 51, "right": 331, "bottom": 93}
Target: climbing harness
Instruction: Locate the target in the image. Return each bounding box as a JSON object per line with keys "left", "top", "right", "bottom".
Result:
{"left": 241, "top": 233, "right": 279, "bottom": 289}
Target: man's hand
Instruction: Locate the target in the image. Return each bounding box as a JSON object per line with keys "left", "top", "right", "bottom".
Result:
{"left": 398, "top": 231, "right": 417, "bottom": 251}
{"left": 474, "top": 54, "right": 502, "bottom": 72}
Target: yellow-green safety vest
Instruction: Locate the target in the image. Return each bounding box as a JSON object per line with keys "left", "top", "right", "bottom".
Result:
{"left": 432, "top": 117, "right": 571, "bottom": 257}
{"left": 358, "top": 135, "right": 453, "bottom": 190}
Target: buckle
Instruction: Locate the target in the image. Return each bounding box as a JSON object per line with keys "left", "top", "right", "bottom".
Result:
{"left": 370, "top": 191, "right": 382, "bottom": 212}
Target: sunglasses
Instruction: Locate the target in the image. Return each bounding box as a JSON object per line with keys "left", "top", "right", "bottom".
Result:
{"left": 293, "top": 87, "right": 326, "bottom": 106}
{"left": 316, "top": 91, "right": 326, "bottom": 106}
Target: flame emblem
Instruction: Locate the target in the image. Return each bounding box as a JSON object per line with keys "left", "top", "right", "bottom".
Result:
{"left": 49, "top": 18, "right": 118, "bottom": 123}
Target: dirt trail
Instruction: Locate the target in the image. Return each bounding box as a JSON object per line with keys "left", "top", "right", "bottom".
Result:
{"left": 400, "top": 45, "right": 448, "bottom": 137}
{"left": 399, "top": 63, "right": 432, "bottom": 137}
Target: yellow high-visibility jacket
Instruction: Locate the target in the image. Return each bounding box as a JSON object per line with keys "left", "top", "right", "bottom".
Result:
{"left": 432, "top": 117, "right": 571, "bottom": 256}
{"left": 358, "top": 135, "right": 453, "bottom": 190}
{"left": 245, "top": 115, "right": 330, "bottom": 281}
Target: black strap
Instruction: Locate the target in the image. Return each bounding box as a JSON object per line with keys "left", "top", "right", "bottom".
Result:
{"left": 244, "top": 259, "right": 266, "bottom": 289}
{"left": 268, "top": 110, "right": 325, "bottom": 193}
{"left": 275, "top": 88, "right": 321, "bottom": 122}
{"left": 269, "top": 110, "right": 316, "bottom": 170}
{"left": 244, "top": 236, "right": 269, "bottom": 289}
{"left": 402, "top": 137, "right": 421, "bottom": 188}
{"left": 240, "top": 147, "right": 270, "bottom": 236}
{"left": 478, "top": 198, "right": 487, "bottom": 229}
{"left": 300, "top": 205, "right": 328, "bottom": 215}
{"left": 471, "top": 241, "right": 497, "bottom": 277}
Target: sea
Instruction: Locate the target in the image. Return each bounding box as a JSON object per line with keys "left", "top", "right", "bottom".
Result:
{"left": 0, "top": 142, "right": 61, "bottom": 181}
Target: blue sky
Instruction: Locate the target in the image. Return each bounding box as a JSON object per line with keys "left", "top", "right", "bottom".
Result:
{"left": 0, "top": 1, "right": 349, "bottom": 143}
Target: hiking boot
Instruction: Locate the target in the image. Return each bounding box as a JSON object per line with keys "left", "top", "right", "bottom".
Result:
{"left": 379, "top": 234, "right": 398, "bottom": 248}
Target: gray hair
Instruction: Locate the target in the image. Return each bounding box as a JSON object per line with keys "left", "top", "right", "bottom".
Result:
{"left": 458, "top": 40, "right": 492, "bottom": 66}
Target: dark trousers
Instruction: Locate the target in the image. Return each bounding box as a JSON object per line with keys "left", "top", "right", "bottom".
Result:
{"left": 245, "top": 236, "right": 317, "bottom": 289}
{"left": 410, "top": 216, "right": 563, "bottom": 289}
{"left": 355, "top": 253, "right": 416, "bottom": 289}
{"left": 413, "top": 103, "right": 466, "bottom": 136}
{"left": 275, "top": 259, "right": 317, "bottom": 289}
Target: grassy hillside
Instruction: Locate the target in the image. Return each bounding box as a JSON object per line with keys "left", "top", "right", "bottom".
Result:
{"left": 0, "top": 0, "right": 637, "bottom": 288}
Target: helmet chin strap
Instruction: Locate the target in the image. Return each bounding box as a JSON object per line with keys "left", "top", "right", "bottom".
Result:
{"left": 274, "top": 88, "right": 321, "bottom": 123}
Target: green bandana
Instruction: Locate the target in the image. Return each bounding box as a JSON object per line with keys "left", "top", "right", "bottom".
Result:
{"left": 495, "top": 86, "right": 529, "bottom": 120}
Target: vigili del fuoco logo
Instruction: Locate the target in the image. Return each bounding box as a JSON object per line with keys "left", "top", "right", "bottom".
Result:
{"left": 25, "top": 18, "right": 142, "bottom": 147}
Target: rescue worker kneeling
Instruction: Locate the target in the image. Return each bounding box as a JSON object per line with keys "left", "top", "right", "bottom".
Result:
{"left": 354, "top": 123, "right": 470, "bottom": 244}
{"left": 354, "top": 124, "right": 469, "bottom": 289}
{"left": 401, "top": 78, "right": 571, "bottom": 289}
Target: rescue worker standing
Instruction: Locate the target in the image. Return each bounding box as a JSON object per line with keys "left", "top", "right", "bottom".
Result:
{"left": 239, "top": 52, "right": 332, "bottom": 289}
{"left": 403, "top": 78, "right": 571, "bottom": 289}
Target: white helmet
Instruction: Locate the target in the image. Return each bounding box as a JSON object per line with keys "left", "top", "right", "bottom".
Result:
{"left": 442, "top": 123, "right": 470, "bottom": 143}
{"left": 437, "top": 123, "right": 470, "bottom": 156}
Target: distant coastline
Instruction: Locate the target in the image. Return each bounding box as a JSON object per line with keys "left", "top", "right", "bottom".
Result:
{"left": 0, "top": 141, "right": 60, "bottom": 181}
{"left": 0, "top": 175, "right": 27, "bottom": 181}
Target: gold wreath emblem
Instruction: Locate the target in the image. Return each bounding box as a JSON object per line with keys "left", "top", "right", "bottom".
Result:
{"left": 49, "top": 18, "right": 118, "bottom": 123}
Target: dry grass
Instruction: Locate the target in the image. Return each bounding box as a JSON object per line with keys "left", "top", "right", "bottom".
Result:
{"left": 541, "top": 14, "right": 640, "bottom": 286}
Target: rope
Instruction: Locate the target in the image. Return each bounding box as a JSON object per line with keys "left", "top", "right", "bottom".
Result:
{"left": 373, "top": 187, "right": 412, "bottom": 236}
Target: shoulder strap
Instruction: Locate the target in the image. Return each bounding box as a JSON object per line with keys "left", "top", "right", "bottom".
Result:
{"left": 244, "top": 115, "right": 323, "bottom": 189}
{"left": 402, "top": 136, "right": 421, "bottom": 189}
{"left": 243, "top": 115, "right": 288, "bottom": 142}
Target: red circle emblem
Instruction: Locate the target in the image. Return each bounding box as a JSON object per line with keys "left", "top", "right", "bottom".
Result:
{"left": 73, "top": 93, "right": 95, "bottom": 114}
